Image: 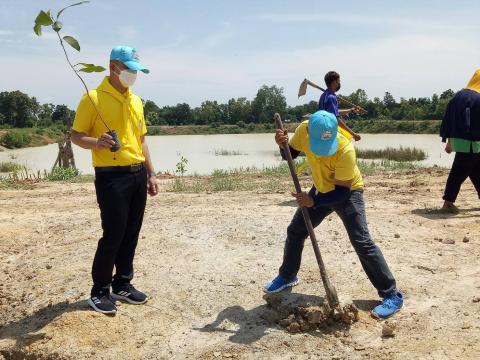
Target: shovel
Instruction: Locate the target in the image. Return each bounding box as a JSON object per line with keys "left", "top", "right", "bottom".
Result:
{"left": 274, "top": 113, "right": 340, "bottom": 310}
{"left": 298, "top": 78, "right": 368, "bottom": 115}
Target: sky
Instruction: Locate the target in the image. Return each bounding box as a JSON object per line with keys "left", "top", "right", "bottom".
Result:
{"left": 1, "top": 0, "right": 480, "bottom": 108}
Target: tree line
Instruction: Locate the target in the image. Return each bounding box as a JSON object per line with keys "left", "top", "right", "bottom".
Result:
{"left": 0, "top": 86, "right": 456, "bottom": 129}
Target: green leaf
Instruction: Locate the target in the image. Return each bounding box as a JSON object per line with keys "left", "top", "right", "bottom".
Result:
{"left": 33, "top": 23, "right": 42, "bottom": 36}
{"left": 35, "top": 10, "right": 53, "bottom": 25}
{"left": 57, "top": 1, "right": 90, "bottom": 19}
{"left": 33, "top": 10, "right": 53, "bottom": 36}
{"left": 52, "top": 21, "right": 63, "bottom": 32}
{"left": 63, "top": 35, "right": 80, "bottom": 51}
{"left": 78, "top": 64, "right": 106, "bottom": 73}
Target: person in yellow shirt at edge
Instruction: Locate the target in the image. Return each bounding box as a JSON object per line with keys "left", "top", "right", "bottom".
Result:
{"left": 264, "top": 110, "right": 404, "bottom": 319}
{"left": 71, "top": 46, "right": 158, "bottom": 315}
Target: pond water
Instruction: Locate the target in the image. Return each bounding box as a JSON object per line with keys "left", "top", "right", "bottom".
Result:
{"left": 0, "top": 133, "right": 453, "bottom": 175}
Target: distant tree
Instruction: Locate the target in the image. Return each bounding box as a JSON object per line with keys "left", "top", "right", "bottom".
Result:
{"left": 52, "top": 104, "right": 73, "bottom": 124}
{"left": 0, "top": 91, "right": 39, "bottom": 128}
{"left": 440, "top": 89, "right": 455, "bottom": 100}
{"left": 171, "top": 103, "right": 192, "bottom": 125}
{"left": 347, "top": 89, "right": 369, "bottom": 108}
{"left": 196, "top": 101, "right": 222, "bottom": 125}
{"left": 383, "top": 92, "right": 396, "bottom": 110}
{"left": 227, "top": 97, "right": 252, "bottom": 124}
{"left": 252, "top": 85, "right": 286, "bottom": 123}
{"left": 38, "top": 103, "right": 55, "bottom": 126}
{"left": 144, "top": 100, "right": 160, "bottom": 125}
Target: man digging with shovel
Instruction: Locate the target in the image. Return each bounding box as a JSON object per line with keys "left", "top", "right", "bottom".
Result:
{"left": 264, "top": 110, "right": 404, "bottom": 318}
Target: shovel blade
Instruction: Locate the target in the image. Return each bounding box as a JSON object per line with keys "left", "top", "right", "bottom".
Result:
{"left": 326, "top": 283, "right": 340, "bottom": 309}
{"left": 298, "top": 79, "right": 308, "bottom": 98}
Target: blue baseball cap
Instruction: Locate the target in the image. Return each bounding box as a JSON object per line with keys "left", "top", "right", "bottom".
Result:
{"left": 110, "top": 46, "right": 150, "bottom": 74}
{"left": 308, "top": 110, "right": 338, "bottom": 156}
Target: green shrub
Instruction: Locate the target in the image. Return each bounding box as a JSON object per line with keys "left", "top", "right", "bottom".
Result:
{"left": 1, "top": 130, "right": 33, "bottom": 148}
{"left": 147, "top": 126, "right": 161, "bottom": 135}
{"left": 0, "top": 162, "right": 25, "bottom": 172}
{"left": 46, "top": 167, "right": 80, "bottom": 181}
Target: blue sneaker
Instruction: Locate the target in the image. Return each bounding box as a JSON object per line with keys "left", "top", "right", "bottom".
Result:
{"left": 372, "top": 292, "right": 404, "bottom": 318}
{"left": 263, "top": 275, "right": 299, "bottom": 293}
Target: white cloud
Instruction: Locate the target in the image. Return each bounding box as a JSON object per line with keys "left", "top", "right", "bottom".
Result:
{"left": 194, "top": 22, "right": 235, "bottom": 50}
{"left": 254, "top": 13, "right": 479, "bottom": 32}
{"left": 1, "top": 31, "right": 479, "bottom": 109}
{"left": 117, "top": 25, "right": 138, "bottom": 42}
{"left": 136, "top": 32, "right": 480, "bottom": 106}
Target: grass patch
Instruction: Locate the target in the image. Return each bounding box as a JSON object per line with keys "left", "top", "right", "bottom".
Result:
{"left": 347, "top": 119, "right": 441, "bottom": 134}
{"left": 213, "top": 149, "right": 246, "bottom": 156}
{"left": 147, "top": 123, "right": 293, "bottom": 136}
{"left": 356, "top": 146, "right": 427, "bottom": 162}
{"left": 166, "top": 156, "right": 426, "bottom": 193}
{"left": 0, "top": 178, "right": 38, "bottom": 190}
{"left": 358, "top": 159, "right": 420, "bottom": 175}
{"left": 0, "top": 162, "right": 25, "bottom": 172}
{"left": 166, "top": 158, "right": 306, "bottom": 193}
{"left": 46, "top": 167, "right": 80, "bottom": 181}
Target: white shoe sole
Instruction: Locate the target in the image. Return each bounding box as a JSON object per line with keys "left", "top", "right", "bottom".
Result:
{"left": 371, "top": 304, "right": 403, "bottom": 319}
{"left": 111, "top": 293, "right": 148, "bottom": 305}
{"left": 263, "top": 279, "right": 299, "bottom": 294}
{"left": 87, "top": 298, "right": 117, "bottom": 314}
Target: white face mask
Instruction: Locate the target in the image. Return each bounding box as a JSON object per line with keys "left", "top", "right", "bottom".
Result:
{"left": 115, "top": 66, "right": 137, "bottom": 87}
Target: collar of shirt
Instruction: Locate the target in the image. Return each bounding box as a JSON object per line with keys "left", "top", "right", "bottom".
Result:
{"left": 97, "top": 76, "right": 133, "bottom": 104}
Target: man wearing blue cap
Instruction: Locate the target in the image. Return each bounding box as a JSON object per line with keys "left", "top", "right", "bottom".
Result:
{"left": 71, "top": 46, "right": 158, "bottom": 314}
{"left": 264, "top": 110, "right": 403, "bottom": 319}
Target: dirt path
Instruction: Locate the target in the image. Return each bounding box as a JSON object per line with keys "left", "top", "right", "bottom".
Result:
{"left": 1, "top": 170, "right": 479, "bottom": 359}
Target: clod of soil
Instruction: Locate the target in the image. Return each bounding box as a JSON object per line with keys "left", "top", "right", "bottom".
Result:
{"left": 382, "top": 321, "right": 396, "bottom": 337}
{"left": 263, "top": 293, "right": 359, "bottom": 333}
{"left": 442, "top": 238, "right": 456, "bottom": 245}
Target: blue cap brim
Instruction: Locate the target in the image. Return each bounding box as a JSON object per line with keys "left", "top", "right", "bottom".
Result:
{"left": 309, "top": 135, "right": 338, "bottom": 156}
{"left": 123, "top": 60, "right": 150, "bottom": 74}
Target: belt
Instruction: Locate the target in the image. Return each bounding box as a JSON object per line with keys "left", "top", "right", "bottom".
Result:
{"left": 95, "top": 163, "right": 145, "bottom": 174}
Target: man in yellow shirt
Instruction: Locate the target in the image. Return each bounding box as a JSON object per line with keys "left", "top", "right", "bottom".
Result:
{"left": 71, "top": 46, "right": 158, "bottom": 315}
{"left": 264, "top": 110, "right": 403, "bottom": 319}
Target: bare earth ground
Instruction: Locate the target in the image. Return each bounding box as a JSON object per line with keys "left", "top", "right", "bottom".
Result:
{"left": 1, "top": 169, "right": 479, "bottom": 359}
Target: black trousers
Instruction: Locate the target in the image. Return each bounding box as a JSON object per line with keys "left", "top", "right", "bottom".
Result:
{"left": 443, "top": 152, "right": 480, "bottom": 203}
{"left": 279, "top": 188, "right": 397, "bottom": 298}
{"left": 92, "top": 168, "right": 147, "bottom": 295}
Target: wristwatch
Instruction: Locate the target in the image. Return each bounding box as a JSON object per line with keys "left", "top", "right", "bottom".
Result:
{"left": 148, "top": 171, "right": 156, "bottom": 178}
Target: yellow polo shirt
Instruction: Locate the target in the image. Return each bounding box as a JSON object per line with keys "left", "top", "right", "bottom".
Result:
{"left": 289, "top": 121, "right": 364, "bottom": 193}
{"left": 72, "top": 77, "right": 147, "bottom": 167}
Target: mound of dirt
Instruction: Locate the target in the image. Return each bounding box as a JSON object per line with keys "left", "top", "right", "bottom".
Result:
{"left": 263, "top": 293, "right": 359, "bottom": 333}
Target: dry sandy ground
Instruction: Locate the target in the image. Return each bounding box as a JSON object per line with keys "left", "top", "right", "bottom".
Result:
{"left": 1, "top": 169, "right": 479, "bottom": 360}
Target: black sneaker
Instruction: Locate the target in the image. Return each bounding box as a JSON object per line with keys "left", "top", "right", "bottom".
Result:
{"left": 111, "top": 284, "right": 148, "bottom": 305}
{"left": 87, "top": 292, "right": 117, "bottom": 314}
